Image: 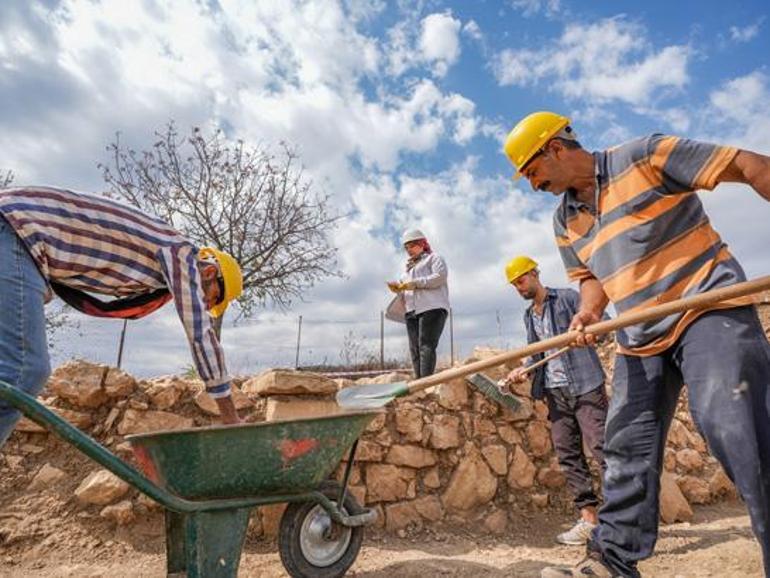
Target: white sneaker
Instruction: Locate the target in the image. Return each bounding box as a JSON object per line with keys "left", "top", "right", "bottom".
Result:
{"left": 555, "top": 519, "right": 596, "bottom": 545}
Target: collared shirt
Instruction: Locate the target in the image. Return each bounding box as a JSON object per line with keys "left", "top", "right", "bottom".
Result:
{"left": 523, "top": 288, "right": 605, "bottom": 400}
{"left": 0, "top": 186, "right": 230, "bottom": 397}
{"left": 554, "top": 135, "right": 750, "bottom": 356}
{"left": 530, "top": 304, "right": 569, "bottom": 389}
{"left": 401, "top": 252, "right": 450, "bottom": 316}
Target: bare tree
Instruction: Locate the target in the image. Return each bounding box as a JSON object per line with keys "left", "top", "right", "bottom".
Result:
{"left": 1, "top": 169, "right": 13, "bottom": 188}
{"left": 99, "top": 122, "right": 341, "bottom": 332}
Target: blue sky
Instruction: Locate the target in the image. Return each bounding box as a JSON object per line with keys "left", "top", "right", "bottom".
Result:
{"left": 1, "top": 0, "right": 769, "bottom": 376}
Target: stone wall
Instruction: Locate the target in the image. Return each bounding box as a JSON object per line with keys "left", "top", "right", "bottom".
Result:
{"left": 2, "top": 339, "right": 741, "bottom": 540}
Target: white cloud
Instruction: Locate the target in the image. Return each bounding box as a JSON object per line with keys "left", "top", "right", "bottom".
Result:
{"left": 729, "top": 21, "right": 762, "bottom": 43}
{"left": 386, "top": 11, "right": 462, "bottom": 78}
{"left": 419, "top": 12, "right": 462, "bottom": 76}
{"left": 462, "top": 20, "right": 483, "bottom": 42}
{"left": 509, "top": 0, "right": 562, "bottom": 18}
{"left": 493, "top": 17, "right": 690, "bottom": 107}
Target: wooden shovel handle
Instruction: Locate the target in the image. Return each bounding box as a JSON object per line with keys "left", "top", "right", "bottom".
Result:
{"left": 406, "top": 274, "right": 770, "bottom": 395}
{"left": 521, "top": 346, "right": 571, "bottom": 375}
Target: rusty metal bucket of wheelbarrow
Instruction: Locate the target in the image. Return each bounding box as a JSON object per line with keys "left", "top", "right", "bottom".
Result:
{"left": 127, "top": 412, "right": 377, "bottom": 500}
{"left": 0, "top": 381, "right": 381, "bottom": 578}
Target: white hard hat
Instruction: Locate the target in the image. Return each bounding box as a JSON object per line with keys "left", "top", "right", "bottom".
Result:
{"left": 402, "top": 229, "right": 426, "bottom": 244}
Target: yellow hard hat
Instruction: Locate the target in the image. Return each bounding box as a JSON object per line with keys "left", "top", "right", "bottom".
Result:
{"left": 503, "top": 111, "right": 571, "bottom": 178}
{"left": 505, "top": 255, "right": 538, "bottom": 284}
{"left": 199, "top": 247, "right": 243, "bottom": 318}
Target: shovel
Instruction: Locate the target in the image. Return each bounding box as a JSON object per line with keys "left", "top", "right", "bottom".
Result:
{"left": 336, "top": 275, "right": 770, "bottom": 409}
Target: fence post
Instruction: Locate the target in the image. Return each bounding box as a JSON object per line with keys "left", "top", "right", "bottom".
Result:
{"left": 449, "top": 307, "right": 455, "bottom": 366}
{"left": 380, "top": 311, "right": 385, "bottom": 369}
{"left": 294, "top": 315, "right": 303, "bottom": 369}
{"left": 116, "top": 319, "right": 128, "bottom": 368}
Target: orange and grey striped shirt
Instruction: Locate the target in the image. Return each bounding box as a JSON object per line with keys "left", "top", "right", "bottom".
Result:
{"left": 554, "top": 134, "right": 750, "bottom": 356}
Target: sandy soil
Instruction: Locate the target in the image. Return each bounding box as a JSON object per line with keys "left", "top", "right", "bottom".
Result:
{"left": 0, "top": 501, "right": 761, "bottom": 578}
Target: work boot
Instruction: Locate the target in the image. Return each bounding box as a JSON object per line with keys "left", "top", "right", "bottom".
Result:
{"left": 540, "top": 551, "right": 620, "bottom": 577}
{"left": 555, "top": 518, "right": 597, "bottom": 545}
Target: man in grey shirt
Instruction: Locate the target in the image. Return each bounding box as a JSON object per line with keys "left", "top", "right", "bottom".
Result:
{"left": 505, "top": 256, "right": 607, "bottom": 546}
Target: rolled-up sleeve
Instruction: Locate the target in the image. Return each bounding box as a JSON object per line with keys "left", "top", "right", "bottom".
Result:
{"left": 157, "top": 244, "right": 231, "bottom": 398}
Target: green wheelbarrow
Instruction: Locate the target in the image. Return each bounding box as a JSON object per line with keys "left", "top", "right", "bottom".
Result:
{"left": 0, "top": 381, "right": 381, "bottom": 578}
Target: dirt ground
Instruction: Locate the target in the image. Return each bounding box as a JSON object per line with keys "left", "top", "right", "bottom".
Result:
{"left": 0, "top": 500, "right": 761, "bottom": 577}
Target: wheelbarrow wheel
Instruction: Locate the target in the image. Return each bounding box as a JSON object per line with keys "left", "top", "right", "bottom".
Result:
{"left": 279, "top": 480, "right": 365, "bottom": 578}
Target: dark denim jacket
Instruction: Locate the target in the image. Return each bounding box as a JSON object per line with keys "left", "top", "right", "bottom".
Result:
{"left": 524, "top": 287, "right": 605, "bottom": 400}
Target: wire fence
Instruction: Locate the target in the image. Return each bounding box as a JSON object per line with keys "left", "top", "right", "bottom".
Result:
{"left": 110, "top": 306, "right": 529, "bottom": 375}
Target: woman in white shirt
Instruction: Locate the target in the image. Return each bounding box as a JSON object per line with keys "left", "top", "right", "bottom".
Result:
{"left": 386, "top": 229, "right": 450, "bottom": 377}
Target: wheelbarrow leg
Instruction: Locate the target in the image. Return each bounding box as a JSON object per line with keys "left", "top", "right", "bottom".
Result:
{"left": 164, "top": 507, "right": 252, "bottom": 578}
{"left": 165, "top": 510, "right": 187, "bottom": 575}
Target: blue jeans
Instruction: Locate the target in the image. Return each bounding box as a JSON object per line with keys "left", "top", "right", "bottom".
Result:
{"left": 593, "top": 306, "right": 770, "bottom": 577}
{"left": 0, "top": 216, "right": 51, "bottom": 448}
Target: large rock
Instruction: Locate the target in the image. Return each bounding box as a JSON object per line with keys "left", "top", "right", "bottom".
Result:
{"left": 526, "top": 422, "right": 552, "bottom": 457}
{"left": 473, "top": 416, "right": 497, "bottom": 437}
{"left": 660, "top": 472, "right": 693, "bottom": 523}
{"left": 194, "top": 387, "right": 254, "bottom": 416}
{"left": 46, "top": 360, "right": 109, "bottom": 408}
{"left": 103, "top": 367, "right": 137, "bottom": 398}
{"left": 264, "top": 398, "right": 341, "bottom": 421}
{"left": 365, "top": 413, "right": 387, "bottom": 433}
{"left": 395, "top": 405, "right": 424, "bottom": 442}
{"left": 386, "top": 445, "right": 437, "bottom": 469}
{"left": 676, "top": 449, "right": 704, "bottom": 472}
{"left": 481, "top": 445, "right": 508, "bottom": 476}
{"left": 497, "top": 424, "right": 522, "bottom": 445}
{"left": 413, "top": 495, "right": 444, "bottom": 521}
{"left": 484, "top": 508, "right": 508, "bottom": 535}
{"left": 709, "top": 468, "right": 737, "bottom": 499}
{"left": 437, "top": 378, "right": 468, "bottom": 410}
{"left": 242, "top": 370, "right": 337, "bottom": 396}
{"left": 442, "top": 446, "right": 497, "bottom": 511}
{"left": 423, "top": 467, "right": 441, "bottom": 489}
{"left": 117, "top": 409, "right": 194, "bottom": 435}
{"left": 355, "top": 440, "right": 384, "bottom": 462}
{"left": 54, "top": 408, "right": 94, "bottom": 429}
{"left": 145, "top": 375, "right": 189, "bottom": 409}
{"left": 507, "top": 445, "right": 536, "bottom": 490}
{"left": 355, "top": 372, "right": 411, "bottom": 385}
{"left": 100, "top": 500, "right": 135, "bottom": 525}
{"left": 537, "top": 463, "right": 566, "bottom": 489}
{"left": 366, "top": 464, "right": 415, "bottom": 502}
{"left": 385, "top": 501, "right": 421, "bottom": 531}
{"left": 429, "top": 415, "right": 461, "bottom": 449}
{"left": 29, "top": 463, "right": 67, "bottom": 491}
{"left": 667, "top": 418, "right": 694, "bottom": 448}
{"left": 678, "top": 475, "right": 711, "bottom": 504}
{"left": 75, "top": 469, "right": 130, "bottom": 506}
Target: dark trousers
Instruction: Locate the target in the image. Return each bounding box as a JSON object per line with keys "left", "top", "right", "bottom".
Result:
{"left": 405, "top": 308, "right": 447, "bottom": 378}
{"left": 547, "top": 386, "right": 607, "bottom": 511}
{"left": 594, "top": 306, "right": 770, "bottom": 577}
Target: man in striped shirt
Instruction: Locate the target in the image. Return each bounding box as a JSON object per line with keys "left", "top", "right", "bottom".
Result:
{"left": 0, "top": 186, "right": 243, "bottom": 447}
{"left": 504, "top": 112, "right": 770, "bottom": 577}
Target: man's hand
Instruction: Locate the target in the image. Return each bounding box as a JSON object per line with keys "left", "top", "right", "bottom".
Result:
{"left": 506, "top": 366, "right": 530, "bottom": 385}
{"left": 569, "top": 309, "right": 602, "bottom": 346}
{"left": 214, "top": 396, "right": 240, "bottom": 425}
{"left": 387, "top": 281, "right": 402, "bottom": 293}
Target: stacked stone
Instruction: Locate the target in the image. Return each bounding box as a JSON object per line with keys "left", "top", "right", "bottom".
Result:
{"left": 4, "top": 338, "right": 749, "bottom": 538}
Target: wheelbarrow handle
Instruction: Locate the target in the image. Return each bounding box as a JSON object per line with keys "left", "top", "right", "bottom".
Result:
{"left": 406, "top": 274, "right": 770, "bottom": 395}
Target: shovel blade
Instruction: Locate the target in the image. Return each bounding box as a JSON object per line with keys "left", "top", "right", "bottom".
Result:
{"left": 336, "top": 381, "right": 410, "bottom": 409}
